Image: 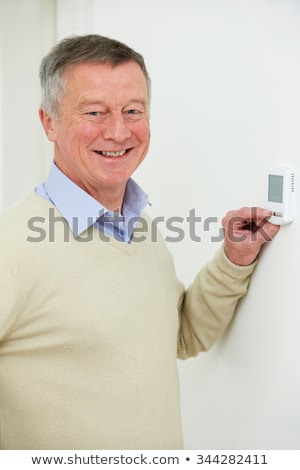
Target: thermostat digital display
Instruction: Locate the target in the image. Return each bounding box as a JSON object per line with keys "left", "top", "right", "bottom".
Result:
{"left": 268, "top": 174, "right": 283, "bottom": 203}
{"left": 266, "top": 167, "right": 295, "bottom": 225}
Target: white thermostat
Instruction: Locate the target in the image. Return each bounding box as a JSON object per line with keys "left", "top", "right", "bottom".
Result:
{"left": 266, "top": 167, "right": 295, "bottom": 225}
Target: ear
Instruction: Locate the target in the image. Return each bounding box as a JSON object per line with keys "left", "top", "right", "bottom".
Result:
{"left": 39, "top": 108, "right": 57, "bottom": 142}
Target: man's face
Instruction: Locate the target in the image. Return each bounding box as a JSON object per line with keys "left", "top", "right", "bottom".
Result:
{"left": 40, "top": 61, "right": 150, "bottom": 205}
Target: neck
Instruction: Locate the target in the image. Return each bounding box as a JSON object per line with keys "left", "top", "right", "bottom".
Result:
{"left": 87, "top": 186, "right": 126, "bottom": 213}
{"left": 53, "top": 161, "right": 126, "bottom": 213}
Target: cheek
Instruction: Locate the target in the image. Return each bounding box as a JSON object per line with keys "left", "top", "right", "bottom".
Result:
{"left": 76, "top": 122, "right": 100, "bottom": 144}
{"left": 136, "top": 122, "right": 151, "bottom": 148}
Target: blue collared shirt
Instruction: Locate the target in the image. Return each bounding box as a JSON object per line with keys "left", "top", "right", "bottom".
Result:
{"left": 35, "top": 163, "right": 149, "bottom": 243}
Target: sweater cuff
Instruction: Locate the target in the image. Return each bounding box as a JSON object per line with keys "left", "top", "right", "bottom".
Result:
{"left": 215, "top": 245, "right": 258, "bottom": 279}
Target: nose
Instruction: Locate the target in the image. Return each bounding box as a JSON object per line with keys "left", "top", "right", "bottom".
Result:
{"left": 102, "top": 113, "right": 131, "bottom": 142}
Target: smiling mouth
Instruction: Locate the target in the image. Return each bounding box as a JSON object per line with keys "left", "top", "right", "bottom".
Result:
{"left": 94, "top": 149, "right": 130, "bottom": 157}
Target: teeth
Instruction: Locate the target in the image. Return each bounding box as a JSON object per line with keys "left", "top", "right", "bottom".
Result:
{"left": 100, "top": 150, "right": 126, "bottom": 157}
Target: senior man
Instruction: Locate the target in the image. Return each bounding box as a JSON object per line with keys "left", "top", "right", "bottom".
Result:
{"left": 0, "top": 35, "right": 279, "bottom": 450}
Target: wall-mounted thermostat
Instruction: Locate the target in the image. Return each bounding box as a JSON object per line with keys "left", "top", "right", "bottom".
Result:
{"left": 266, "top": 167, "right": 295, "bottom": 225}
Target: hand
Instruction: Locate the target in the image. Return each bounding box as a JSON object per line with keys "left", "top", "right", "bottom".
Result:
{"left": 222, "top": 207, "right": 280, "bottom": 266}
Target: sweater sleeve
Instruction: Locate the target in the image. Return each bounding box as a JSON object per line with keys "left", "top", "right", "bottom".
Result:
{"left": 177, "top": 246, "right": 257, "bottom": 359}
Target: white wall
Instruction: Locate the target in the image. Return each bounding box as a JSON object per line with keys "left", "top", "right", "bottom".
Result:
{"left": 55, "top": 0, "right": 300, "bottom": 449}
{"left": 0, "top": 0, "right": 55, "bottom": 210}
{"left": 2, "top": 0, "right": 299, "bottom": 449}
{"left": 0, "top": 43, "right": 3, "bottom": 212}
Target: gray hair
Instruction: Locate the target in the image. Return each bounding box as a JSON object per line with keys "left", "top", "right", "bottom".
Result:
{"left": 39, "top": 34, "right": 151, "bottom": 118}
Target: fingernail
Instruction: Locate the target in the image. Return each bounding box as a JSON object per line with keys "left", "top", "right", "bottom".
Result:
{"left": 262, "top": 209, "right": 272, "bottom": 218}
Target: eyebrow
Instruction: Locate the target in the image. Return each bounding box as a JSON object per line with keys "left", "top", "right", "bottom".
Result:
{"left": 78, "top": 100, "right": 106, "bottom": 108}
{"left": 79, "top": 98, "right": 148, "bottom": 108}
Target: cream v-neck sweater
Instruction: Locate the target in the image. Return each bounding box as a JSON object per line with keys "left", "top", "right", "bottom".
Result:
{"left": 0, "top": 193, "right": 255, "bottom": 449}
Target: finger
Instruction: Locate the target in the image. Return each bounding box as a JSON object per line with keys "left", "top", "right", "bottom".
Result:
{"left": 223, "top": 207, "right": 273, "bottom": 229}
{"left": 257, "top": 221, "right": 280, "bottom": 241}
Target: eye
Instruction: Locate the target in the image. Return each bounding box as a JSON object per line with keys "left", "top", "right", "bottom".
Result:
{"left": 87, "top": 111, "right": 101, "bottom": 116}
{"left": 124, "top": 109, "right": 144, "bottom": 121}
{"left": 126, "top": 109, "right": 139, "bottom": 115}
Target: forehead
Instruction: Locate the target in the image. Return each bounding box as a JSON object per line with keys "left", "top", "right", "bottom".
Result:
{"left": 62, "top": 61, "right": 149, "bottom": 104}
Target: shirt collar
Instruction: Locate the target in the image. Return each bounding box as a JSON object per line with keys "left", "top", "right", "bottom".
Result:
{"left": 45, "top": 162, "right": 149, "bottom": 237}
